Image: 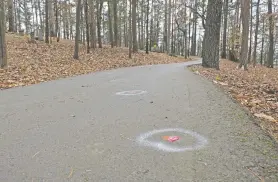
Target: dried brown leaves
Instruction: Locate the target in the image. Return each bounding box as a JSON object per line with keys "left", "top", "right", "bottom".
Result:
{"left": 0, "top": 34, "right": 193, "bottom": 90}
{"left": 191, "top": 60, "right": 278, "bottom": 141}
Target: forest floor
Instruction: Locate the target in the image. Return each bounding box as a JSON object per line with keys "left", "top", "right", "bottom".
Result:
{"left": 0, "top": 33, "right": 196, "bottom": 90}
{"left": 190, "top": 60, "right": 278, "bottom": 142}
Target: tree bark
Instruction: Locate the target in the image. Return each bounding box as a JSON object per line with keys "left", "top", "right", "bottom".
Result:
{"left": 202, "top": 0, "right": 223, "bottom": 70}
{"left": 89, "top": 0, "right": 96, "bottom": 49}
{"left": 96, "top": 0, "right": 103, "bottom": 48}
{"left": 73, "top": 0, "right": 82, "bottom": 59}
{"left": 267, "top": 0, "right": 274, "bottom": 68}
{"left": 0, "top": 0, "right": 7, "bottom": 68}
{"left": 113, "top": 0, "right": 118, "bottom": 46}
{"left": 252, "top": 0, "right": 260, "bottom": 66}
{"left": 146, "top": 0, "right": 149, "bottom": 54}
{"left": 8, "top": 0, "right": 14, "bottom": 32}
{"left": 247, "top": 0, "right": 253, "bottom": 63}
{"left": 45, "top": 0, "right": 50, "bottom": 43}
{"left": 85, "top": 0, "right": 90, "bottom": 53}
{"left": 238, "top": 0, "right": 250, "bottom": 70}
{"left": 129, "top": 0, "right": 132, "bottom": 58}
{"left": 221, "top": 0, "right": 228, "bottom": 58}
{"left": 108, "top": 0, "right": 114, "bottom": 47}
{"left": 132, "top": 0, "right": 138, "bottom": 52}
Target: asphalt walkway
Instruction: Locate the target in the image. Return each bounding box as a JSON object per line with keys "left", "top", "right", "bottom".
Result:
{"left": 1, "top": 60, "right": 277, "bottom": 181}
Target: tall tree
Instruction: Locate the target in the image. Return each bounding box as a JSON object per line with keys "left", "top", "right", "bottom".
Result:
{"left": 252, "top": 0, "right": 260, "bottom": 66}
{"left": 85, "top": 0, "right": 90, "bottom": 53}
{"left": 247, "top": 0, "right": 253, "bottom": 63}
{"left": 267, "top": 0, "right": 274, "bottom": 68}
{"left": 167, "top": 0, "right": 171, "bottom": 54}
{"left": 113, "top": 0, "right": 118, "bottom": 46}
{"left": 45, "top": 0, "right": 50, "bottom": 44}
{"left": 132, "top": 0, "right": 138, "bottom": 52}
{"left": 96, "top": 0, "right": 103, "bottom": 48}
{"left": 238, "top": 0, "right": 250, "bottom": 70}
{"left": 8, "top": 0, "right": 14, "bottom": 32}
{"left": 108, "top": 0, "right": 114, "bottom": 47}
{"left": 146, "top": 0, "right": 150, "bottom": 54}
{"left": 0, "top": 0, "right": 7, "bottom": 68}
{"left": 221, "top": 0, "right": 228, "bottom": 58}
{"left": 129, "top": 0, "right": 132, "bottom": 58}
{"left": 89, "top": 0, "right": 97, "bottom": 49}
{"left": 202, "top": 0, "right": 223, "bottom": 69}
{"left": 73, "top": 0, "right": 82, "bottom": 59}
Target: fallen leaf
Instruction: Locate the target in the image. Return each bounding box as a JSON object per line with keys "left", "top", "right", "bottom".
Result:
{"left": 254, "top": 113, "right": 276, "bottom": 122}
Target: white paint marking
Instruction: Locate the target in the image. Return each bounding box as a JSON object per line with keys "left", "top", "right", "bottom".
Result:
{"left": 115, "top": 90, "right": 147, "bottom": 96}
{"left": 136, "top": 128, "right": 208, "bottom": 152}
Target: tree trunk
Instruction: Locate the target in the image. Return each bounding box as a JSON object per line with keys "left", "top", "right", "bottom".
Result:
{"left": 97, "top": 0, "right": 103, "bottom": 48}
{"left": 202, "top": 0, "right": 223, "bottom": 70}
{"left": 132, "top": 0, "right": 138, "bottom": 52}
{"left": 85, "top": 0, "right": 90, "bottom": 53}
{"left": 221, "top": 0, "right": 228, "bottom": 58}
{"left": 129, "top": 0, "right": 132, "bottom": 58}
{"left": 260, "top": 17, "right": 265, "bottom": 65}
{"left": 89, "top": 0, "right": 96, "bottom": 49}
{"left": 146, "top": 0, "right": 149, "bottom": 54}
{"left": 8, "top": 0, "right": 14, "bottom": 32}
{"left": 45, "top": 0, "right": 50, "bottom": 43}
{"left": 0, "top": 0, "right": 7, "bottom": 68}
{"left": 164, "top": 0, "right": 167, "bottom": 52}
{"left": 167, "top": 0, "right": 171, "bottom": 54}
{"left": 190, "top": 0, "right": 197, "bottom": 56}
{"left": 252, "top": 0, "right": 260, "bottom": 66}
{"left": 267, "top": 0, "right": 274, "bottom": 68}
{"left": 73, "top": 0, "right": 82, "bottom": 59}
{"left": 113, "top": 0, "right": 118, "bottom": 46}
{"left": 124, "top": 0, "right": 128, "bottom": 47}
{"left": 247, "top": 0, "right": 253, "bottom": 63}
{"left": 55, "top": 0, "right": 59, "bottom": 41}
{"left": 238, "top": 0, "right": 250, "bottom": 71}
{"left": 108, "top": 0, "right": 114, "bottom": 47}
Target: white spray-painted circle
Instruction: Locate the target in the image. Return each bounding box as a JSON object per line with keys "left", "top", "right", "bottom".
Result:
{"left": 115, "top": 90, "right": 147, "bottom": 96}
{"left": 136, "top": 128, "right": 208, "bottom": 152}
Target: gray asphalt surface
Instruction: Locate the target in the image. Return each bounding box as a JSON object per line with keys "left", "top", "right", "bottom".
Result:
{"left": 0, "top": 60, "right": 278, "bottom": 182}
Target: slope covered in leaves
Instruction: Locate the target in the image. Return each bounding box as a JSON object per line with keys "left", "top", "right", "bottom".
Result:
{"left": 0, "top": 34, "right": 194, "bottom": 89}
{"left": 190, "top": 60, "right": 278, "bottom": 142}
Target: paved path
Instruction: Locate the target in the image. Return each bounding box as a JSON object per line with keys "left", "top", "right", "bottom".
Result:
{"left": 1, "top": 60, "right": 278, "bottom": 182}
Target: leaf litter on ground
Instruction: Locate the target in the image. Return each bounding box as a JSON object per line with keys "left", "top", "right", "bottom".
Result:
{"left": 190, "top": 59, "right": 278, "bottom": 142}
{"left": 0, "top": 33, "right": 197, "bottom": 90}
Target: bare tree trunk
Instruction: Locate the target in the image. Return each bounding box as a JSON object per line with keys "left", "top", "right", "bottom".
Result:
{"left": 129, "top": 0, "right": 132, "bottom": 58}
{"left": 85, "top": 0, "right": 90, "bottom": 53}
{"left": 252, "top": 0, "right": 260, "bottom": 66}
{"left": 132, "top": 0, "right": 138, "bottom": 52}
{"left": 124, "top": 0, "right": 128, "bottom": 47}
{"left": 267, "top": 0, "right": 274, "bottom": 68}
{"left": 8, "top": 0, "right": 14, "bottom": 32}
{"left": 0, "top": 0, "right": 7, "bottom": 68}
{"left": 167, "top": 0, "right": 171, "bottom": 54}
{"left": 55, "top": 0, "right": 59, "bottom": 42}
{"left": 164, "top": 0, "right": 167, "bottom": 52}
{"left": 73, "top": 0, "right": 82, "bottom": 59}
{"left": 146, "top": 0, "right": 149, "bottom": 54}
{"left": 113, "top": 0, "right": 118, "bottom": 46}
{"left": 89, "top": 0, "right": 96, "bottom": 49}
{"left": 247, "top": 0, "right": 253, "bottom": 63}
{"left": 108, "top": 0, "right": 114, "bottom": 47}
{"left": 202, "top": 0, "right": 223, "bottom": 69}
{"left": 238, "top": 0, "right": 250, "bottom": 70}
{"left": 96, "top": 0, "right": 103, "bottom": 48}
{"left": 260, "top": 17, "right": 265, "bottom": 65}
{"left": 221, "top": 0, "right": 228, "bottom": 58}
{"left": 45, "top": 0, "right": 50, "bottom": 43}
